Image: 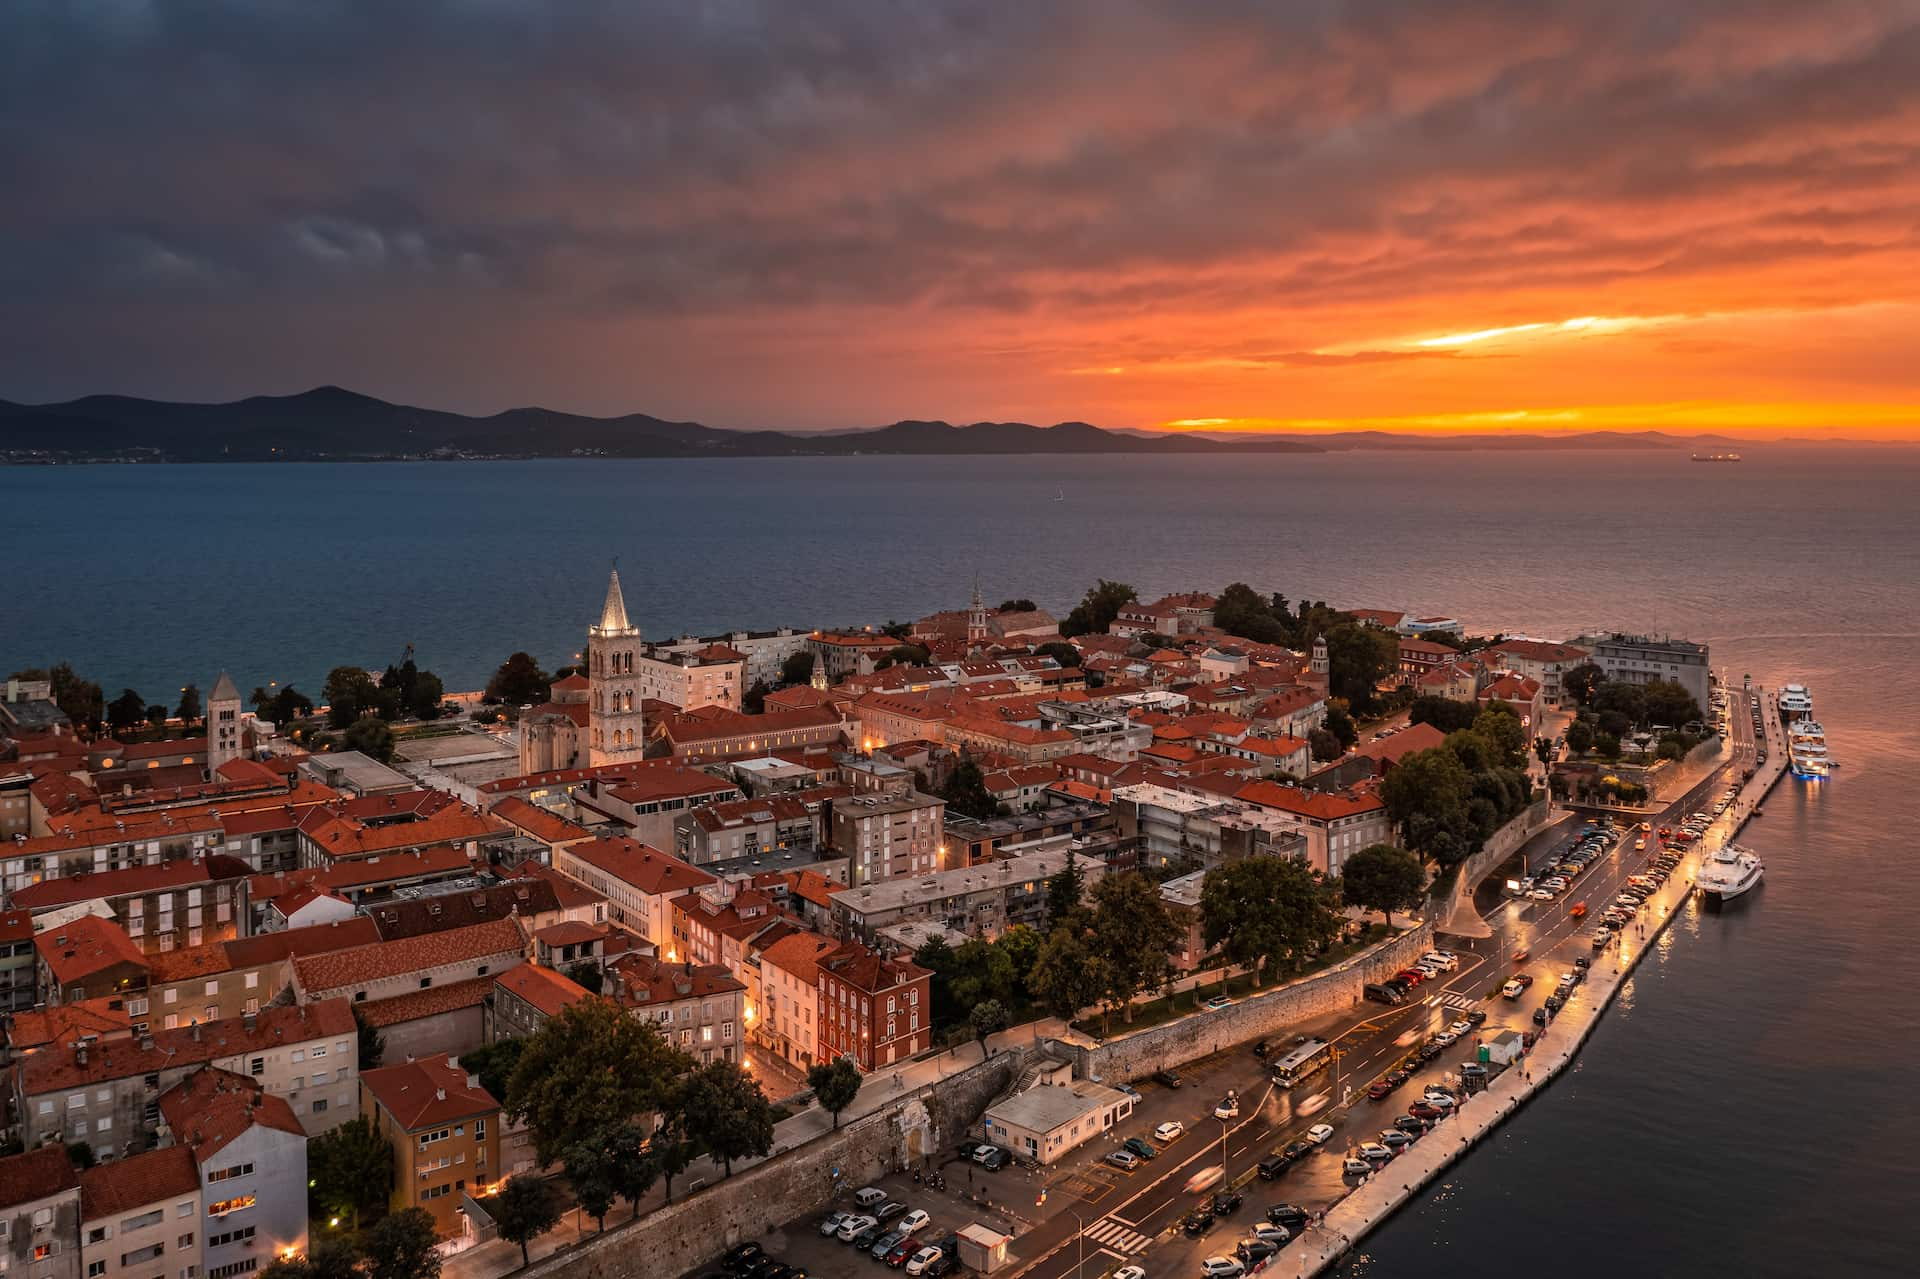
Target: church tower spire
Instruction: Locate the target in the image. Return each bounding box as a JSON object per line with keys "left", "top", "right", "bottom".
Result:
{"left": 587, "top": 563, "right": 645, "bottom": 764}
{"left": 967, "top": 575, "right": 990, "bottom": 644}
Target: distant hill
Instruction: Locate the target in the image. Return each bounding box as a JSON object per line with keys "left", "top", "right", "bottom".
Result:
{"left": 0, "top": 387, "right": 1324, "bottom": 462}
{"left": 0, "top": 385, "right": 1773, "bottom": 463}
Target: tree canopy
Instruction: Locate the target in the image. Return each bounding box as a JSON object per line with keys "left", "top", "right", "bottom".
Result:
{"left": 342, "top": 715, "right": 395, "bottom": 762}
{"left": 1340, "top": 844, "right": 1427, "bottom": 925}
{"left": 668, "top": 1060, "right": 774, "bottom": 1177}
{"left": 1410, "top": 695, "right": 1479, "bottom": 734}
{"left": 779, "top": 650, "right": 815, "bottom": 686}
{"left": 1060, "top": 579, "right": 1138, "bottom": 637}
{"left": 1089, "top": 872, "right": 1179, "bottom": 1025}
{"left": 487, "top": 651, "right": 551, "bottom": 705}
{"left": 363, "top": 1208, "right": 442, "bottom": 1279}
{"left": 306, "top": 1116, "right": 392, "bottom": 1228}
{"left": 1200, "top": 856, "right": 1342, "bottom": 984}
{"left": 1029, "top": 926, "right": 1108, "bottom": 1022}
{"left": 807, "top": 1058, "right": 862, "bottom": 1129}
{"left": 506, "top": 996, "right": 691, "bottom": 1166}
{"left": 490, "top": 1174, "right": 565, "bottom": 1265}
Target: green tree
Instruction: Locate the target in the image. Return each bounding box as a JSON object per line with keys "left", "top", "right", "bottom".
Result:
{"left": 175, "top": 684, "right": 202, "bottom": 724}
{"left": 506, "top": 997, "right": 691, "bottom": 1166}
{"left": 144, "top": 704, "right": 169, "bottom": 732}
{"left": 566, "top": 961, "right": 604, "bottom": 994}
{"left": 742, "top": 679, "right": 770, "bottom": 713}
{"left": 486, "top": 652, "right": 551, "bottom": 705}
{"left": 1473, "top": 705, "right": 1526, "bottom": 768}
{"left": 1200, "top": 856, "right": 1336, "bottom": 987}
{"left": 912, "top": 936, "right": 957, "bottom": 1028}
{"left": 107, "top": 688, "right": 146, "bottom": 735}
{"left": 670, "top": 1061, "right": 774, "bottom": 1178}
{"left": 262, "top": 1241, "right": 360, "bottom": 1279}
{"left": 1641, "top": 679, "right": 1702, "bottom": 728}
{"left": 996, "top": 599, "right": 1037, "bottom": 613}
{"left": 887, "top": 643, "right": 932, "bottom": 667}
{"left": 1029, "top": 926, "right": 1107, "bottom": 1023}
{"left": 1322, "top": 703, "right": 1358, "bottom": 750}
{"left": 947, "top": 937, "right": 1015, "bottom": 1009}
{"left": 997, "top": 923, "right": 1044, "bottom": 1002}
{"left": 1035, "top": 641, "right": 1081, "bottom": 667}
{"left": 1533, "top": 737, "right": 1554, "bottom": 768}
{"left": 354, "top": 1005, "right": 384, "bottom": 1069}
{"left": 1213, "top": 583, "right": 1288, "bottom": 644}
{"left": 64, "top": 1141, "right": 96, "bottom": 1170}
{"left": 1323, "top": 623, "right": 1400, "bottom": 710}
{"left": 565, "top": 1139, "right": 618, "bottom": 1233}
{"left": 1594, "top": 731, "right": 1622, "bottom": 759}
{"left": 779, "top": 651, "right": 815, "bottom": 686}
{"left": 970, "top": 1000, "right": 1009, "bottom": 1056}
{"left": 1444, "top": 728, "right": 1496, "bottom": 774}
{"left": 1045, "top": 856, "right": 1086, "bottom": 929}
{"left": 651, "top": 1121, "right": 695, "bottom": 1204}
{"left": 1381, "top": 747, "right": 1473, "bottom": 858}
{"left": 1563, "top": 663, "right": 1605, "bottom": 707}
{"left": 363, "top": 1208, "right": 442, "bottom": 1279}
{"left": 1089, "top": 873, "right": 1179, "bottom": 1026}
{"left": 1566, "top": 719, "right": 1595, "bottom": 754}
{"left": 307, "top": 1116, "right": 393, "bottom": 1229}
{"left": 1308, "top": 727, "right": 1343, "bottom": 762}
{"left": 938, "top": 752, "right": 1000, "bottom": 820}
{"left": 1060, "top": 579, "right": 1137, "bottom": 637}
{"left": 490, "top": 1173, "right": 564, "bottom": 1266}
{"left": 1339, "top": 844, "right": 1427, "bottom": 926}
{"left": 607, "top": 1121, "right": 659, "bottom": 1220}
{"left": 342, "top": 715, "right": 395, "bottom": 762}
{"left": 457, "top": 1038, "right": 524, "bottom": 1103}
{"left": 323, "top": 666, "right": 379, "bottom": 728}
{"left": 1409, "top": 695, "right": 1479, "bottom": 733}
{"left": 806, "top": 1058, "right": 862, "bottom": 1130}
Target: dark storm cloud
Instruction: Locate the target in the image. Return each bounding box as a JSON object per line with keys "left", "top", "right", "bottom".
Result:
{"left": 3, "top": 0, "right": 1919, "bottom": 424}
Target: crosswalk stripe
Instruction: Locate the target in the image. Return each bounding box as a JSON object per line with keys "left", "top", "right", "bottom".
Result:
{"left": 1084, "top": 1220, "right": 1151, "bottom": 1253}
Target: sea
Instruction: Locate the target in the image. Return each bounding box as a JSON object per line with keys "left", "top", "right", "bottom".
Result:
{"left": 6, "top": 447, "right": 1920, "bottom": 1274}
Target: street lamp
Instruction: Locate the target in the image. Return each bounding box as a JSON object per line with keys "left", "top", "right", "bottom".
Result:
{"left": 1219, "top": 1116, "right": 1229, "bottom": 1173}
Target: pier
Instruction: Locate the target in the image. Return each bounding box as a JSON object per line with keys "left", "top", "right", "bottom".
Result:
{"left": 1277, "top": 685, "right": 1790, "bottom": 1277}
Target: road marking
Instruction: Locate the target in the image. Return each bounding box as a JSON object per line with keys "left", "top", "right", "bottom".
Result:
{"left": 1084, "top": 1219, "right": 1153, "bottom": 1254}
{"left": 1439, "top": 993, "right": 1479, "bottom": 1011}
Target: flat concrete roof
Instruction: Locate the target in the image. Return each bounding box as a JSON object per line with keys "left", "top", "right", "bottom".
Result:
{"left": 986, "top": 1080, "right": 1129, "bottom": 1134}
{"left": 834, "top": 848, "right": 1104, "bottom": 918}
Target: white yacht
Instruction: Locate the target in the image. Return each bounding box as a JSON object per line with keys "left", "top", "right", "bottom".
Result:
{"left": 1788, "top": 719, "right": 1831, "bottom": 779}
{"left": 1696, "top": 843, "right": 1764, "bottom": 904}
{"left": 1778, "top": 683, "right": 1814, "bottom": 719}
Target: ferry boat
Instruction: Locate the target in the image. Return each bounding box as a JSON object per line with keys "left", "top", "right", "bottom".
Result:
{"left": 1696, "top": 843, "right": 1764, "bottom": 904}
{"left": 1777, "top": 682, "right": 1814, "bottom": 719}
{"left": 1690, "top": 451, "right": 1743, "bottom": 462}
{"left": 1788, "top": 719, "right": 1831, "bottom": 779}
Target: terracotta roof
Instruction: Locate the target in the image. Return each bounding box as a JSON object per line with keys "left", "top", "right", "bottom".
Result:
{"left": 563, "top": 837, "right": 717, "bottom": 896}
{"left": 757, "top": 930, "right": 837, "bottom": 987}
{"left": 491, "top": 796, "right": 595, "bottom": 846}
{"left": 357, "top": 973, "right": 498, "bottom": 1028}
{"left": 817, "top": 941, "right": 928, "bottom": 994}
{"left": 662, "top": 705, "right": 843, "bottom": 746}
{"left": 11, "top": 854, "right": 250, "bottom": 910}
{"left": 1354, "top": 722, "right": 1448, "bottom": 766}
{"left": 301, "top": 803, "right": 502, "bottom": 860}
{"left": 533, "top": 920, "right": 603, "bottom": 946}
{"left": 17, "top": 1000, "right": 357, "bottom": 1096}
{"left": 502, "top": 862, "right": 609, "bottom": 912}
{"left": 493, "top": 963, "right": 590, "bottom": 1019}
{"left": 1488, "top": 639, "right": 1590, "bottom": 663}
{"left": 293, "top": 918, "right": 527, "bottom": 994}
{"left": 5, "top": 999, "right": 134, "bottom": 1053}
{"left": 1344, "top": 608, "right": 1405, "bottom": 628}
{"left": 550, "top": 673, "right": 591, "bottom": 691}
{"left": 362, "top": 1052, "right": 498, "bottom": 1130}
{"left": 1236, "top": 780, "right": 1386, "bottom": 821}
{"left": 1481, "top": 674, "right": 1542, "bottom": 702}
{"left": 224, "top": 917, "right": 383, "bottom": 967}
{"left": 79, "top": 1145, "right": 199, "bottom": 1217}
{"left": 601, "top": 767, "right": 742, "bottom": 805}
{"left": 607, "top": 955, "right": 744, "bottom": 1008}
{"left": 160, "top": 1066, "right": 305, "bottom": 1160}
{"left": 307, "top": 844, "right": 474, "bottom": 890}
{"left": 36, "top": 915, "right": 149, "bottom": 986}
{"left": 363, "top": 879, "right": 566, "bottom": 941}
{"left": 0, "top": 1145, "right": 79, "bottom": 1211}
{"left": 0, "top": 907, "right": 32, "bottom": 944}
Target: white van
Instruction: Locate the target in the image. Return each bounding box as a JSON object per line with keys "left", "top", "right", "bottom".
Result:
{"left": 854, "top": 1187, "right": 887, "bottom": 1208}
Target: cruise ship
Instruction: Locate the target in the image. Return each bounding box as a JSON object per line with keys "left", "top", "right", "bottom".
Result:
{"left": 1778, "top": 682, "right": 1814, "bottom": 719}
{"left": 1788, "top": 719, "right": 1831, "bottom": 779}
{"left": 1696, "top": 843, "right": 1765, "bottom": 904}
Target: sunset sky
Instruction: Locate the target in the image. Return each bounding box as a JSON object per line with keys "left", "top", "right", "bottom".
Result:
{"left": 5, "top": 1, "right": 1920, "bottom": 437}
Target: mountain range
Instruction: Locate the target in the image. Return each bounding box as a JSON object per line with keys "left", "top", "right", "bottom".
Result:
{"left": 0, "top": 386, "right": 1755, "bottom": 462}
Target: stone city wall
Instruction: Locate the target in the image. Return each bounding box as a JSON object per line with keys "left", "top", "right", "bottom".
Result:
{"left": 518, "top": 1051, "right": 1021, "bottom": 1279}
{"left": 1453, "top": 796, "right": 1554, "bottom": 894}
{"left": 1070, "top": 921, "right": 1435, "bottom": 1085}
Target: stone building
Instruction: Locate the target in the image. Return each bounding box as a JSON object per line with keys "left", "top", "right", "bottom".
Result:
{"left": 587, "top": 567, "right": 647, "bottom": 766}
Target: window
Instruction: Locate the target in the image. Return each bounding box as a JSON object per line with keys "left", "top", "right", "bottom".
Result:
{"left": 164, "top": 988, "right": 177, "bottom": 1004}
{"left": 206, "top": 1196, "right": 255, "bottom": 1218}
{"left": 290, "top": 1049, "right": 304, "bottom": 1063}
{"left": 206, "top": 1227, "right": 254, "bottom": 1249}
{"left": 204, "top": 980, "right": 219, "bottom": 996}
{"left": 34, "top": 1243, "right": 56, "bottom": 1261}
{"left": 209, "top": 1261, "right": 258, "bottom": 1279}
{"left": 244, "top": 971, "right": 258, "bottom": 989}
{"left": 120, "top": 1244, "right": 165, "bottom": 1266}
{"left": 249, "top": 1057, "right": 263, "bottom": 1076}
{"left": 179, "top": 1234, "right": 193, "bottom": 1250}
{"left": 90, "top": 1262, "right": 108, "bottom": 1278}
{"left": 310, "top": 1045, "right": 326, "bottom": 1058}
{"left": 701, "top": 1025, "right": 714, "bottom": 1044}
{"left": 419, "top": 977, "right": 432, "bottom": 989}
{"left": 177, "top": 1202, "right": 193, "bottom": 1218}
{"left": 421, "top": 1184, "right": 451, "bottom": 1201}
{"left": 473, "top": 1118, "right": 485, "bottom": 1140}
{"left": 96, "top": 1117, "right": 111, "bottom": 1132}
{"left": 68, "top": 1092, "right": 85, "bottom": 1109}
{"left": 419, "top": 1127, "right": 451, "bottom": 1146}
{"left": 311, "top": 1098, "right": 328, "bottom": 1113}
{"left": 207, "top": 1163, "right": 253, "bottom": 1183}
{"left": 88, "top": 1227, "right": 108, "bottom": 1244}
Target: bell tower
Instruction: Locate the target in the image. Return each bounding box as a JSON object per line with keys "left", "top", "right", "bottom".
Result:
{"left": 967, "top": 576, "right": 990, "bottom": 644}
{"left": 588, "top": 565, "right": 646, "bottom": 764}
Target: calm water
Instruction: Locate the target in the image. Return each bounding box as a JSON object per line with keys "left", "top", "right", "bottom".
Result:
{"left": 5, "top": 448, "right": 1920, "bottom": 1272}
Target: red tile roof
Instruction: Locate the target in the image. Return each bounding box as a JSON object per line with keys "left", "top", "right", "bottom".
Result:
{"left": 1487, "top": 639, "right": 1590, "bottom": 664}
{"left": 292, "top": 918, "right": 527, "bottom": 994}
{"left": 493, "top": 964, "right": 590, "bottom": 1019}
{"left": 362, "top": 1052, "right": 498, "bottom": 1130}
{"left": 159, "top": 1067, "right": 304, "bottom": 1160}
{"left": 11, "top": 854, "right": 251, "bottom": 910}
{"left": 79, "top": 1145, "right": 199, "bottom": 1216}
{"left": 357, "top": 973, "right": 498, "bottom": 1028}
{"left": 17, "top": 1000, "right": 357, "bottom": 1096}
{"left": 301, "top": 803, "right": 502, "bottom": 860}
{"left": 607, "top": 955, "right": 744, "bottom": 1008}
{"left": 601, "top": 767, "right": 742, "bottom": 805}
{"left": 1236, "top": 780, "right": 1385, "bottom": 821}
{"left": 0, "top": 1145, "right": 79, "bottom": 1211}
{"left": 5, "top": 999, "right": 135, "bottom": 1052}
{"left": 757, "top": 930, "right": 837, "bottom": 987}
{"left": 563, "top": 837, "right": 717, "bottom": 896}
{"left": 35, "top": 915, "right": 149, "bottom": 986}
{"left": 817, "top": 941, "right": 928, "bottom": 994}
{"left": 491, "top": 796, "right": 595, "bottom": 846}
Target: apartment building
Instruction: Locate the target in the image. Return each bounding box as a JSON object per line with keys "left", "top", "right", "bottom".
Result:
{"left": 0, "top": 1145, "right": 83, "bottom": 1279}
{"left": 633, "top": 645, "right": 746, "bottom": 712}
{"left": 11, "top": 855, "right": 250, "bottom": 956}
{"left": 604, "top": 956, "right": 745, "bottom": 1066}
{"left": 553, "top": 837, "right": 718, "bottom": 950}
{"left": 360, "top": 1054, "right": 500, "bottom": 1239}
{"left": 76, "top": 1146, "right": 201, "bottom": 1279}
{"left": 815, "top": 942, "right": 930, "bottom": 1072}
{"left": 829, "top": 791, "right": 946, "bottom": 887}
{"left": 827, "top": 847, "right": 1107, "bottom": 945}
{"left": 159, "top": 1067, "right": 308, "bottom": 1279}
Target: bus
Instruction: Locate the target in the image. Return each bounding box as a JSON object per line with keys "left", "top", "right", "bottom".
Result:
{"left": 1269, "top": 1037, "right": 1333, "bottom": 1089}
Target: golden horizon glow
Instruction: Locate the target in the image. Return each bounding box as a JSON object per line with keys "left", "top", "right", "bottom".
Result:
{"left": 1158, "top": 401, "right": 1920, "bottom": 440}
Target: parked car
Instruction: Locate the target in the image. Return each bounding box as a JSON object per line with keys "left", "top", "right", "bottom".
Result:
{"left": 1154, "top": 1069, "right": 1184, "bottom": 1089}
{"left": 837, "top": 1216, "right": 877, "bottom": 1242}
{"left": 1204, "top": 994, "right": 1233, "bottom": 1011}
{"left": 1211, "top": 1190, "right": 1245, "bottom": 1216}
{"left": 1251, "top": 1222, "right": 1291, "bottom": 1246}
{"left": 1199, "top": 1258, "right": 1245, "bottom": 1278}
{"left": 1267, "top": 1204, "right": 1310, "bottom": 1230}
{"left": 973, "top": 1146, "right": 1009, "bottom": 1170}
{"left": 886, "top": 1240, "right": 919, "bottom": 1269}
{"left": 906, "top": 1249, "right": 945, "bottom": 1277}
{"left": 1407, "top": 1101, "right": 1441, "bottom": 1120}
{"left": 1155, "top": 1121, "right": 1187, "bottom": 1142}
{"left": 1214, "top": 1093, "right": 1241, "bottom": 1120}
{"left": 1465, "top": 1009, "right": 1488, "bottom": 1027}
{"left": 1343, "top": 1157, "right": 1374, "bottom": 1176}
{"left": 1112, "top": 1269, "right": 1145, "bottom": 1279}
{"left": 871, "top": 1232, "right": 907, "bottom": 1262}
{"left": 1280, "top": 1139, "right": 1313, "bottom": 1162}
{"left": 855, "top": 1188, "right": 888, "bottom": 1208}
{"left": 1123, "top": 1136, "right": 1158, "bottom": 1160}
{"left": 1358, "top": 1143, "right": 1394, "bottom": 1161}
{"left": 1106, "top": 1150, "right": 1140, "bottom": 1170}
{"left": 1235, "top": 1239, "right": 1278, "bottom": 1266}
{"left": 1366, "top": 1079, "right": 1395, "bottom": 1100}
{"left": 875, "top": 1201, "right": 907, "bottom": 1223}
{"left": 1393, "top": 1115, "right": 1429, "bottom": 1134}
{"left": 1184, "top": 1209, "right": 1216, "bottom": 1237}
{"left": 898, "top": 1210, "right": 931, "bottom": 1236}
{"left": 1304, "top": 1124, "right": 1335, "bottom": 1145}
{"left": 724, "top": 1244, "right": 768, "bottom": 1271}
{"left": 851, "top": 1223, "right": 885, "bottom": 1250}
{"left": 1379, "top": 1129, "right": 1414, "bottom": 1150}
{"left": 820, "top": 1212, "right": 852, "bottom": 1237}
{"left": 1257, "top": 1153, "right": 1290, "bottom": 1180}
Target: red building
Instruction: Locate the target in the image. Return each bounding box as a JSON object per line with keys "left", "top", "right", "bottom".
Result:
{"left": 814, "top": 942, "right": 930, "bottom": 1071}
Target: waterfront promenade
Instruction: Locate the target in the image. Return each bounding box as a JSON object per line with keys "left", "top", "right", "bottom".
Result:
{"left": 1276, "top": 689, "right": 1790, "bottom": 1277}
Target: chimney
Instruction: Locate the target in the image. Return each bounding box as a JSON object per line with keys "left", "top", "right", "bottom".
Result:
{"left": 75, "top": 1042, "right": 88, "bottom": 1067}
{"left": 435, "top": 1088, "right": 447, "bottom": 1101}
{"left": 192, "top": 1022, "right": 203, "bottom": 1042}
{"left": 466, "top": 1072, "right": 481, "bottom": 1090}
